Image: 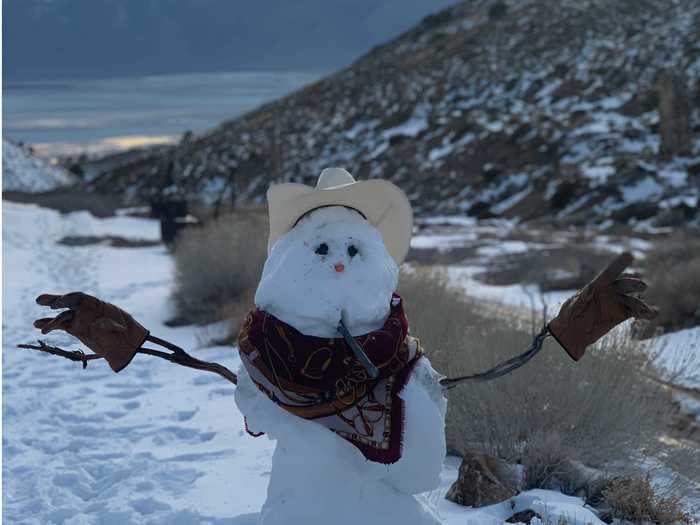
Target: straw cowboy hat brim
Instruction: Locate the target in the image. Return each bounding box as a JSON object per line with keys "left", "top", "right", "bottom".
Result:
{"left": 266, "top": 168, "right": 413, "bottom": 264}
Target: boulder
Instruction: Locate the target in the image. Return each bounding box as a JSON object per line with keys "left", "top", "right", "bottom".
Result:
{"left": 506, "top": 510, "right": 542, "bottom": 524}
{"left": 656, "top": 69, "right": 692, "bottom": 159}
{"left": 540, "top": 459, "right": 610, "bottom": 505}
{"left": 445, "top": 450, "right": 521, "bottom": 507}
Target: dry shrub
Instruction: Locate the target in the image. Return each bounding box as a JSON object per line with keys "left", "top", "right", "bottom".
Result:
{"left": 172, "top": 212, "right": 266, "bottom": 325}
{"left": 602, "top": 474, "right": 695, "bottom": 525}
{"left": 645, "top": 234, "right": 700, "bottom": 332}
{"left": 3, "top": 189, "right": 123, "bottom": 217}
{"left": 398, "top": 267, "right": 473, "bottom": 370}
{"left": 220, "top": 288, "right": 256, "bottom": 338}
{"left": 399, "top": 267, "right": 673, "bottom": 486}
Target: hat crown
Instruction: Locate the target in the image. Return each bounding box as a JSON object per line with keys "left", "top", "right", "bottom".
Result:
{"left": 266, "top": 167, "right": 413, "bottom": 264}
{"left": 317, "top": 168, "right": 355, "bottom": 190}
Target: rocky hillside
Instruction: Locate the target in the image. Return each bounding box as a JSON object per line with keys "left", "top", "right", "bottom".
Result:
{"left": 92, "top": 0, "right": 700, "bottom": 230}
{"left": 3, "top": 140, "right": 75, "bottom": 193}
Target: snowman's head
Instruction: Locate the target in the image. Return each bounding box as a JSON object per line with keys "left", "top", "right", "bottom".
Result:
{"left": 255, "top": 206, "right": 399, "bottom": 337}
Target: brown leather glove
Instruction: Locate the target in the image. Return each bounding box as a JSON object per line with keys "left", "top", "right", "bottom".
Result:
{"left": 33, "top": 292, "right": 149, "bottom": 372}
{"left": 548, "top": 252, "right": 656, "bottom": 361}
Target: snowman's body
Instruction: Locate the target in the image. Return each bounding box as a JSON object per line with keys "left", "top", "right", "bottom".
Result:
{"left": 236, "top": 206, "right": 447, "bottom": 525}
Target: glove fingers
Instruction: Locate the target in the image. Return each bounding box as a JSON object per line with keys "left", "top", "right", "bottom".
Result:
{"left": 594, "top": 252, "right": 634, "bottom": 287}
{"left": 36, "top": 292, "right": 86, "bottom": 310}
{"left": 35, "top": 294, "right": 62, "bottom": 307}
{"left": 619, "top": 295, "right": 657, "bottom": 320}
{"left": 33, "top": 317, "right": 55, "bottom": 330}
{"left": 37, "top": 310, "right": 75, "bottom": 334}
{"left": 54, "top": 292, "right": 87, "bottom": 309}
{"left": 613, "top": 277, "right": 647, "bottom": 294}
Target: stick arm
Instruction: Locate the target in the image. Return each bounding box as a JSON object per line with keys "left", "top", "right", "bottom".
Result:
{"left": 17, "top": 335, "right": 238, "bottom": 385}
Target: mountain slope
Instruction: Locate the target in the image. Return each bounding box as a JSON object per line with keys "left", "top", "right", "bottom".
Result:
{"left": 92, "top": 0, "right": 700, "bottom": 229}
{"left": 3, "top": 140, "right": 75, "bottom": 192}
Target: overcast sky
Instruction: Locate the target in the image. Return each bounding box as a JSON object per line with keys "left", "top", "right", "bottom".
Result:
{"left": 4, "top": 0, "right": 458, "bottom": 81}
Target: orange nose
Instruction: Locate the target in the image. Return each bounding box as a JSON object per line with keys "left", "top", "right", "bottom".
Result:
{"left": 334, "top": 263, "right": 345, "bottom": 273}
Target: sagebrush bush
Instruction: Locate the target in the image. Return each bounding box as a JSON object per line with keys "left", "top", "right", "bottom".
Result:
{"left": 398, "top": 267, "right": 673, "bottom": 484}
{"left": 602, "top": 474, "right": 695, "bottom": 525}
{"left": 172, "top": 211, "right": 267, "bottom": 324}
{"left": 644, "top": 234, "right": 700, "bottom": 333}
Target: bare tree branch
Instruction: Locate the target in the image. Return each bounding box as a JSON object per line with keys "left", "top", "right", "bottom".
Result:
{"left": 17, "top": 336, "right": 238, "bottom": 385}
{"left": 17, "top": 341, "right": 103, "bottom": 369}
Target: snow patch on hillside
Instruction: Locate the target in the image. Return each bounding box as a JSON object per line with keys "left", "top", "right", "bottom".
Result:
{"left": 3, "top": 139, "right": 75, "bottom": 192}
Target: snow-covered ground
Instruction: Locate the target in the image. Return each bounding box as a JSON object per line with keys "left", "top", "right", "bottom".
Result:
{"left": 2, "top": 200, "right": 608, "bottom": 524}
{"left": 3, "top": 202, "right": 272, "bottom": 523}
{"left": 2, "top": 140, "right": 75, "bottom": 192}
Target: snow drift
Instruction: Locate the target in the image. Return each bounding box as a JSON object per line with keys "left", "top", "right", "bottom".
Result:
{"left": 3, "top": 139, "right": 74, "bottom": 192}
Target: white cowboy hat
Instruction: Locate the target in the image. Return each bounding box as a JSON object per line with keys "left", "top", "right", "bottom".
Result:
{"left": 266, "top": 168, "right": 413, "bottom": 264}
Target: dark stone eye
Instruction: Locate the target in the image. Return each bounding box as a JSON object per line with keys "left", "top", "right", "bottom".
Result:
{"left": 347, "top": 244, "right": 358, "bottom": 257}
{"left": 315, "top": 243, "right": 329, "bottom": 255}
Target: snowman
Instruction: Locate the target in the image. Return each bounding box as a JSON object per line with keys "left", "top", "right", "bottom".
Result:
{"left": 234, "top": 167, "right": 447, "bottom": 524}
{"left": 25, "top": 168, "right": 656, "bottom": 525}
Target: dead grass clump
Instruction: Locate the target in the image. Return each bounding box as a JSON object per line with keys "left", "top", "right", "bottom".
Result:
{"left": 602, "top": 474, "right": 696, "bottom": 525}
{"left": 172, "top": 212, "right": 266, "bottom": 325}
{"left": 644, "top": 234, "right": 700, "bottom": 332}
{"left": 399, "top": 267, "right": 673, "bottom": 485}
{"left": 58, "top": 234, "right": 160, "bottom": 248}
{"left": 220, "top": 288, "right": 256, "bottom": 339}
{"left": 398, "top": 268, "right": 474, "bottom": 372}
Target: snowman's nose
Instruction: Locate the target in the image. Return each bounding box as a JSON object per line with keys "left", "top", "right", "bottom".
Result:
{"left": 334, "top": 262, "right": 345, "bottom": 273}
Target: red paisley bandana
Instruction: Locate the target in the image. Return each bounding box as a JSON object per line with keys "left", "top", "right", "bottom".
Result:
{"left": 238, "top": 294, "right": 422, "bottom": 464}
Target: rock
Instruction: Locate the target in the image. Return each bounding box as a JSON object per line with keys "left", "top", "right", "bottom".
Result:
{"left": 539, "top": 459, "right": 610, "bottom": 505}
{"left": 488, "top": 2, "right": 509, "bottom": 21}
{"left": 467, "top": 201, "right": 498, "bottom": 219}
{"left": 654, "top": 203, "right": 698, "bottom": 228}
{"left": 610, "top": 201, "right": 659, "bottom": 223}
{"left": 687, "top": 162, "right": 700, "bottom": 178}
{"left": 656, "top": 69, "right": 692, "bottom": 159}
{"left": 549, "top": 180, "right": 585, "bottom": 211}
{"left": 506, "top": 510, "right": 542, "bottom": 524}
{"left": 445, "top": 450, "right": 521, "bottom": 507}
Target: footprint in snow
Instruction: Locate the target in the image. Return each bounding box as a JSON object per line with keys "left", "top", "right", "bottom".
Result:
{"left": 105, "top": 389, "right": 146, "bottom": 399}
{"left": 192, "top": 374, "right": 221, "bottom": 385}
{"left": 151, "top": 426, "right": 216, "bottom": 445}
{"left": 130, "top": 496, "right": 171, "bottom": 515}
{"left": 164, "top": 449, "right": 235, "bottom": 463}
{"left": 208, "top": 388, "right": 235, "bottom": 399}
{"left": 174, "top": 408, "right": 198, "bottom": 421}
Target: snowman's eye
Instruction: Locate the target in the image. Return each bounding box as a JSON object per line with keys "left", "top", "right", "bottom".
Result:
{"left": 347, "top": 244, "right": 359, "bottom": 257}
{"left": 315, "top": 243, "right": 329, "bottom": 255}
